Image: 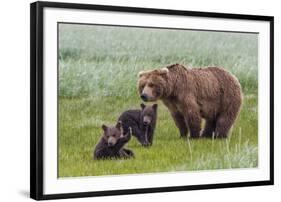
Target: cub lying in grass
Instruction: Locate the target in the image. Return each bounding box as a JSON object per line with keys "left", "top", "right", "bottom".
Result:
{"left": 118, "top": 103, "right": 157, "bottom": 147}
{"left": 93, "top": 121, "right": 134, "bottom": 160}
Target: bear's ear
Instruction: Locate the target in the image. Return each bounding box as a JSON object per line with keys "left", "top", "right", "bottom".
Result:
{"left": 116, "top": 121, "right": 124, "bottom": 135}
{"left": 116, "top": 121, "right": 122, "bottom": 130}
{"left": 158, "top": 67, "right": 169, "bottom": 75}
{"left": 138, "top": 68, "right": 168, "bottom": 77}
{"left": 102, "top": 124, "right": 108, "bottom": 132}
{"left": 138, "top": 70, "right": 148, "bottom": 78}
{"left": 152, "top": 103, "right": 158, "bottom": 111}
{"left": 138, "top": 71, "right": 144, "bottom": 78}
{"left": 140, "top": 103, "right": 146, "bottom": 110}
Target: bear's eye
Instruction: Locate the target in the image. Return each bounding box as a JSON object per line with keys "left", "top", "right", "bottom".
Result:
{"left": 112, "top": 134, "right": 116, "bottom": 137}
{"left": 148, "top": 83, "right": 154, "bottom": 87}
{"left": 155, "top": 86, "right": 161, "bottom": 96}
{"left": 140, "top": 84, "right": 145, "bottom": 90}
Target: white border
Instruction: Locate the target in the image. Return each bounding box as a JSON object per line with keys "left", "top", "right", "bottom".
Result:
{"left": 43, "top": 7, "right": 270, "bottom": 195}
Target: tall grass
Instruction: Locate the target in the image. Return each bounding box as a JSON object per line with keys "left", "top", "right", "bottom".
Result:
{"left": 58, "top": 23, "right": 258, "bottom": 177}
{"left": 59, "top": 24, "right": 258, "bottom": 98}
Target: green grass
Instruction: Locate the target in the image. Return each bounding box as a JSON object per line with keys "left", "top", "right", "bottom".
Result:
{"left": 58, "top": 24, "right": 258, "bottom": 177}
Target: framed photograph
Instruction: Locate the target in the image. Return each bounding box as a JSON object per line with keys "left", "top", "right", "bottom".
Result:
{"left": 30, "top": 1, "right": 274, "bottom": 200}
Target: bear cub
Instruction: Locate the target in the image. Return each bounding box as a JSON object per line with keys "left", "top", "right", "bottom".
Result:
{"left": 118, "top": 103, "right": 157, "bottom": 146}
{"left": 93, "top": 121, "right": 134, "bottom": 160}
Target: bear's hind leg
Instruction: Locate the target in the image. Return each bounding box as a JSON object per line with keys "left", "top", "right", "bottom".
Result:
{"left": 119, "top": 148, "right": 134, "bottom": 159}
{"left": 123, "top": 148, "right": 134, "bottom": 157}
{"left": 201, "top": 119, "right": 216, "bottom": 138}
{"left": 215, "top": 102, "right": 241, "bottom": 138}
{"left": 215, "top": 114, "right": 235, "bottom": 138}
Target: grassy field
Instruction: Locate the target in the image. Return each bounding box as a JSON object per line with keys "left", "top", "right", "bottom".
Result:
{"left": 58, "top": 23, "right": 258, "bottom": 177}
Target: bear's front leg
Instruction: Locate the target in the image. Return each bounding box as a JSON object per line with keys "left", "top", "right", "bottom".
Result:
{"left": 181, "top": 100, "right": 201, "bottom": 138}
{"left": 111, "top": 130, "right": 132, "bottom": 154}
{"left": 162, "top": 99, "right": 188, "bottom": 137}
{"left": 132, "top": 127, "right": 149, "bottom": 146}
{"left": 171, "top": 111, "right": 189, "bottom": 138}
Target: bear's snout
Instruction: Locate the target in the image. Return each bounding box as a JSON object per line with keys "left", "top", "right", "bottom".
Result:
{"left": 143, "top": 115, "right": 152, "bottom": 126}
{"left": 143, "top": 121, "right": 149, "bottom": 126}
{"left": 108, "top": 136, "right": 117, "bottom": 147}
{"left": 140, "top": 93, "right": 148, "bottom": 102}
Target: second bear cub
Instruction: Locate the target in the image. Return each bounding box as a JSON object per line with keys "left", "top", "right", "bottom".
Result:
{"left": 118, "top": 103, "right": 157, "bottom": 146}
{"left": 93, "top": 121, "right": 134, "bottom": 159}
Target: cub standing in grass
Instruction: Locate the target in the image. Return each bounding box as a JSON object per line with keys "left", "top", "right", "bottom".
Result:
{"left": 118, "top": 103, "right": 157, "bottom": 146}
{"left": 93, "top": 122, "right": 134, "bottom": 160}
{"left": 138, "top": 64, "right": 242, "bottom": 139}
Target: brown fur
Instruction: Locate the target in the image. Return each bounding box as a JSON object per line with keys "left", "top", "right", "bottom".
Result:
{"left": 137, "top": 64, "right": 243, "bottom": 138}
{"left": 93, "top": 122, "right": 134, "bottom": 159}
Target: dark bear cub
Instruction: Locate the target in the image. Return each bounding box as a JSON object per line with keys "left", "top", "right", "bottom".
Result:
{"left": 93, "top": 121, "right": 134, "bottom": 160}
{"left": 118, "top": 103, "right": 157, "bottom": 146}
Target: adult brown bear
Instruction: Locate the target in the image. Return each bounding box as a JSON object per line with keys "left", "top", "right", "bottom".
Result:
{"left": 137, "top": 64, "right": 242, "bottom": 138}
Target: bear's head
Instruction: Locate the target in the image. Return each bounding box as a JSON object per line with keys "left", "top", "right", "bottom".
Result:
{"left": 140, "top": 103, "right": 158, "bottom": 127}
{"left": 137, "top": 68, "right": 169, "bottom": 102}
{"left": 101, "top": 121, "right": 124, "bottom": 147}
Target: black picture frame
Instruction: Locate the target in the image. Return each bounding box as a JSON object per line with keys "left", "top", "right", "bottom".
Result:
{"left": 30, "top": 1, "right": 274, "bottom": 200}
